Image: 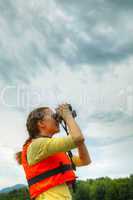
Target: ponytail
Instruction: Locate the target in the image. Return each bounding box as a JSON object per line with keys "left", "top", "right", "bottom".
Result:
{"left": 15, "top": 137, "right": 32, "bottom": 165}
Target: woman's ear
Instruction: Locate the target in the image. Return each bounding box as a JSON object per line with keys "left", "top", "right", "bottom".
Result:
{"left": 37, "top": 120, "right": 46, "bottom": 129}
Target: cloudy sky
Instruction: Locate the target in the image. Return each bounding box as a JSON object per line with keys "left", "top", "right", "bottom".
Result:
{"left": 0, "top": 0, "right": 133, "bottom": 189}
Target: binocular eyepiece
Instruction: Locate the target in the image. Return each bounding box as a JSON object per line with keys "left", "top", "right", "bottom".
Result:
{"left": 53, "top": 104, "right": 77, "bottom": 123}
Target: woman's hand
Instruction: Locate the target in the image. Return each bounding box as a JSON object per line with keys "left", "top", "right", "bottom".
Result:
{"left": 55, "top": 103, "right": 73, "bottom": 121}
{"left": 56, "top": 103, "right": 85, "bottom": 146}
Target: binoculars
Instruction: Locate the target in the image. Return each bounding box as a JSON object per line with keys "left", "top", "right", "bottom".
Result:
{"left": 53, "top": 104, "right": 77, "bottom": 123}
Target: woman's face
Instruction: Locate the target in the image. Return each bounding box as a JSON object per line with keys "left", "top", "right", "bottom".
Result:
{"left": 38, "top": 108, "right": 60, "bottom": 136}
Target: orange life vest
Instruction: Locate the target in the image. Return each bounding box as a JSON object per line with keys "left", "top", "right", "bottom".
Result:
{"left": 21, "top": 139, "right": 78, "bottom": 199}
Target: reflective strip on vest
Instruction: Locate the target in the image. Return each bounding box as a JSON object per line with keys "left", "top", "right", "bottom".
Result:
{"left": 28, "top": 163, "right": 73, "bottom": 187}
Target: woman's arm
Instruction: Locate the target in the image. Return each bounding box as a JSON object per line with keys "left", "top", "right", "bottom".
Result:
{"left": 57, "top": 103, "right": 92, "bottom": 165}
{"left": 57, "top": 104, "right": 85, "bottom": 145}
{"left": 76, "top": 141, "right": 92, "bottom": 165}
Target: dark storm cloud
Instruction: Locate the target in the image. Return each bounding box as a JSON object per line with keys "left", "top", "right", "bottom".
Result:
{"left": 33, "top": 0, "right": 133, "bottom": 68}
{"left": 0, "top": 0, "right": 133, "bottom": 83}
{"left": 54, "top": 0, "right": 133, "bottom": 66}
{"left": 110, "top": 0, "right": 133, "bottom": 10}
{"left": 0, "top": 0, "right": 50, "bottom": 83}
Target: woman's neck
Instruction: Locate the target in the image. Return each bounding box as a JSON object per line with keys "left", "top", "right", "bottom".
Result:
{"left": 38, "top": 131, "right": 53, "bottom": 138}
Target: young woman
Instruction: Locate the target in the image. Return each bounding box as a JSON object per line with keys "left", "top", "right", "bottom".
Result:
{"left": 15, "top": 103, "right": 92, "bottom": 200}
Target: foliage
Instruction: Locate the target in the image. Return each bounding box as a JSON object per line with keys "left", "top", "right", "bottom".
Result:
{"left": 0, "top": 174, "right": 133, "bottom": 200}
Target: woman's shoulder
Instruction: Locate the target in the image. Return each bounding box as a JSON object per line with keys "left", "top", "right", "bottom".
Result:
{"left": 26, "top": 137, "right": 50, "bottom": 165}
{"left": 28, "top": 137, "right": 50, "bottom": 149}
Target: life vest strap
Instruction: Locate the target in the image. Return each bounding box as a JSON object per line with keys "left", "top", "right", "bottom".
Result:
{"left": 28, "top": 163, "right": 73, "bottom": 187}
